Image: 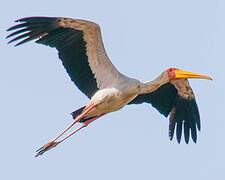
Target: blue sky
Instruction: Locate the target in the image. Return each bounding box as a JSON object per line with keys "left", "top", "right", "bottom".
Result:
{"left": 1, "top": 0, "right": 224, "bottom": 179}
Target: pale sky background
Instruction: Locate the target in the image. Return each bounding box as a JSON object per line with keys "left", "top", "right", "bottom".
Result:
{"left": 1, "top": 0, "right": 225, "bottom": 179}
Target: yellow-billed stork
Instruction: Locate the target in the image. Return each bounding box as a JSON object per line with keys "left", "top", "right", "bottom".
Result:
{"left": 6, "top": 17, "right": 212, "bottom": 157}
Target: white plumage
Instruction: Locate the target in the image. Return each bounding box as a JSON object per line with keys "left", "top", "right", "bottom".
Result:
{"left": 7, "top": 16, "right": 212, "bottom": 157}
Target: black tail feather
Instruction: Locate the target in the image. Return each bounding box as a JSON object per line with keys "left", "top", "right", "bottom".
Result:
{"left": 71, "top": 106, "right": 96, "bottom": 123}
{"left": 71, "top": 106, "right": 85, "bottom": 120}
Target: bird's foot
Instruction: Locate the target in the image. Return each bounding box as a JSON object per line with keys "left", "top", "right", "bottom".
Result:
{"left": 35, "top": 141, "right": 59, "bottom": 157}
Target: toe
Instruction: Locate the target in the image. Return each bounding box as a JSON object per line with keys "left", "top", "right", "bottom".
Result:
{"left": 35, "top": 141, "right": 59, "bottom": 157}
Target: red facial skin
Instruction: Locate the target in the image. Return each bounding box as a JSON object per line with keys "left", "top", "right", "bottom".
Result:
{"left": 166, "top": 68, "right": 177, "bottom": 80}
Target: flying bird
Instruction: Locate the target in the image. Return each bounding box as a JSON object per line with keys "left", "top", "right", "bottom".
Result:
{"left": 6, "top": 16, "right": 212, "bottom": 157}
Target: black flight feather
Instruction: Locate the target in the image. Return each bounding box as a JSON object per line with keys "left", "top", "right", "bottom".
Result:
{"left": 129, "top": 82, "right": 200, "bottom": 144}
{"left": 7, "top": 17, "right": 99, "bottom": 98}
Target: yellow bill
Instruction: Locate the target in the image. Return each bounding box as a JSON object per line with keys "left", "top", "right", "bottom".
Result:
{"left": 175, "top": 69, "right": 213, "bottom": 80}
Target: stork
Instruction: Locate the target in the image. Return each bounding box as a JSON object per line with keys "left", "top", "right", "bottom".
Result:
{"left": 6, "top": 17, "right": 212, "bottom": 157}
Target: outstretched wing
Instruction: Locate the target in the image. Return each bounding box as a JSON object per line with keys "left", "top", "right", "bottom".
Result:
{"left": 128, "top": 79, "right": 200, "bottom": 144}
{"left": 7, "top": 17, "right": 120, "bottom": 98}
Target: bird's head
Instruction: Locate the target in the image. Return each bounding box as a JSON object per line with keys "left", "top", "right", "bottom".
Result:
{"left": 166, "top": 68, "right": 213, "bottom": 81}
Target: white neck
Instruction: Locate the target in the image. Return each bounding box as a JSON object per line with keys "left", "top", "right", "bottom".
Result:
{"left": 139, "top": 72, "right": 169, "bottom": 94}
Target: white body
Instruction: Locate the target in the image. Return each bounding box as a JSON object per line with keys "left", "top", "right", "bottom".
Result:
{"left": 86, "top": 74, "right": 142, "bottom": 117}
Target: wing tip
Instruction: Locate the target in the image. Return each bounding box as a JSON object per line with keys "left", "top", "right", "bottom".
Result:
{"left": 167, "top": 95, "right": 202, "bottom": 144}
{"left": 6, "top": 16, "right": 58, "bottom": 46}
{"left": 168, "top": 120, "right": 200, "bottom": 144}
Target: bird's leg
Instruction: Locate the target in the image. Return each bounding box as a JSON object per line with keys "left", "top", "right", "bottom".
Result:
{"left": 53, "top": 104, "right": 97, "bottom": 142}
{"left": 35, "top": 113, "right": 104, "bottom": 157}
{"left": 57, "top": 113, "right": 105, "bottom": 144}
{"left": 35, "top": 103, "right": 97, "bottom": 157}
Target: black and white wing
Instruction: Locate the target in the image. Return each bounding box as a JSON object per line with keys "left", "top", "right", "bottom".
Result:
{"left": 129, "top": 79, "right": 200, "bottom": 144}
{"left": 7, "top": 17, "right": 120, "bottom": 98}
